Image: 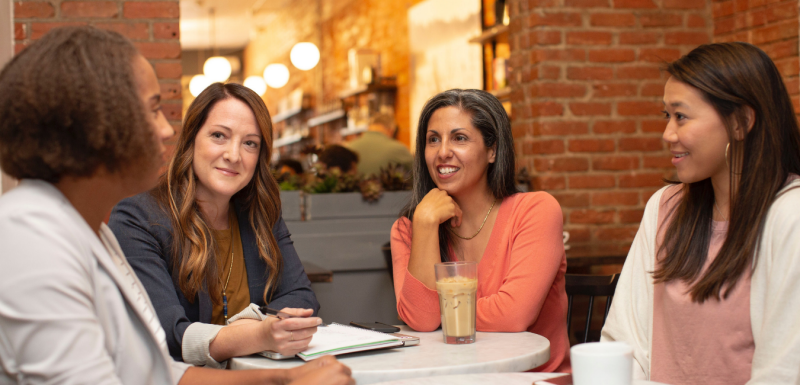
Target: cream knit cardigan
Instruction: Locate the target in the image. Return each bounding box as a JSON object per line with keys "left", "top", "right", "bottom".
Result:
{"left": 601, "top": 179, "right": 800, "bottom": 384}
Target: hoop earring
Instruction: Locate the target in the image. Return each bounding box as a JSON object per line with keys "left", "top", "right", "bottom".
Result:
{"left": 725, "top": 143, "right": 729, "bottom": 168}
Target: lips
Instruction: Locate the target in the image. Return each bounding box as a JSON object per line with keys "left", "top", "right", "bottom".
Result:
{"left": 437, "top": 166, "right": 459, "bottom": 175}
{"left": 673, "top": 152, "right": 689, "bottom": 158}
{"left": 215, "top": 167, "right": 240, "bottom": 176}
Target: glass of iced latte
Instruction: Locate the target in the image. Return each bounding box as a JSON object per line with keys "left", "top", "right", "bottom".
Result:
{"left": 434, "top": 261, "right": 478, "bottom": 344}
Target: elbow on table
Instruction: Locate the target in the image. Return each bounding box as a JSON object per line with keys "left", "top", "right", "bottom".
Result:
{"left": 397, "top": 310, "right": 440, "bottom": 332}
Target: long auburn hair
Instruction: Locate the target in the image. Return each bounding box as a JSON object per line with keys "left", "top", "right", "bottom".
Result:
{"left": 654, "top": 42, "right": 800, "bottom": 302}
{"left": 153, "top": 83, "right": 283, "bottom": 305}
{"left": 400, "top": 89, "right": 518, "bottom": 262}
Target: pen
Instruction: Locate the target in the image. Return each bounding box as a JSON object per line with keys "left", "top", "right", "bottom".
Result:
{"left": 258, "top": 306, "right": 298, "bottom": 320}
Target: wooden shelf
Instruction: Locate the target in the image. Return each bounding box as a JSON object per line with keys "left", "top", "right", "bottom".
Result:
{"left": 338, "top": 79, "right": 397, "bottom": 99}
{"left": 307, "top": 109, "right": 346, "bottom": 128}
{"left": 469, "top": 24, "right": 509, "bottom": 44}
{"left": 272, "top": 107, "right": 304, "bottom": 123}
{"left": 273, "top": 132, "right": 303, "bottom": 148}
{"left": 490, "top": 87, "right": 511, "bottom": 100}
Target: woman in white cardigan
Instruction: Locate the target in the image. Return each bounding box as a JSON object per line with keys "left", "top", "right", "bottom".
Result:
{"left": 0, "top": 26, "right": 352, "bottom": 385}
{"left": 601, "top": 42, "right": 800, "bottom": 384}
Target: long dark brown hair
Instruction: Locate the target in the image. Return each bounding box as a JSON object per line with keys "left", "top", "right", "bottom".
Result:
{"left": 400, "top": 89, "right": 518, "bottom": 262}
{"left": 153, "top": 83, "right": 282, "bottom": 305}
{"left": 654, "top": 42, "right": 800, "bottom": 302}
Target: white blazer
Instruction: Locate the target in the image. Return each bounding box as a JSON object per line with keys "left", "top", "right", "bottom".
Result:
{"left": 0, "top": 180, "right": 190, "bottom": 384}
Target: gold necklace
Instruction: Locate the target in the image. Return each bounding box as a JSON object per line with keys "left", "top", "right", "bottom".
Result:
{"left": 713, "top": 201, "right": 728, "bottom": 222}
{"left": 221, "top": 214, "right": 234, "bottom": 323}
{"left": 448, "top": 198, "right": 497, "bottom": 240}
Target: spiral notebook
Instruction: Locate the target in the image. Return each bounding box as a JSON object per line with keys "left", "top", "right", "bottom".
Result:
{"left": 296, "top": 322, "right": 404, "bottom": 361}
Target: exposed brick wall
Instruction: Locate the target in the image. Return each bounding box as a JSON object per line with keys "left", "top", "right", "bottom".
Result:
{"left": 508, "top": 0, "right": 712, "bottom": 256}
{"left": 13, "top": 0, "right": 183, "bottom": 131}
{"left": 712, "top": 0, "right": 799, "bottom": 112}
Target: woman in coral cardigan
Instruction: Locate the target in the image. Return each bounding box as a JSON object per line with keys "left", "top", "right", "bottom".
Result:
{"left": 390, "top": 89, "right": 570, "bottom": 372}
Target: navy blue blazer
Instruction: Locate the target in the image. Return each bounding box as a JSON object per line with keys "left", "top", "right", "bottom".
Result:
{"left": 108, "top": 192, "right": 319, "bottom": 360}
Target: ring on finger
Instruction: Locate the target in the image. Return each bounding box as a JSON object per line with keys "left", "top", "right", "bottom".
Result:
{"left": 290, "top": 331, "right": 294, "bottom": 341}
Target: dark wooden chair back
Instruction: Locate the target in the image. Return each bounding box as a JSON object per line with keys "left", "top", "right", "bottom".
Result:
{"left": 565, "top": 274, "right": 620, "bottom": 344}
{"left": 382, "top": 242, "right": 393, "bottom": 282}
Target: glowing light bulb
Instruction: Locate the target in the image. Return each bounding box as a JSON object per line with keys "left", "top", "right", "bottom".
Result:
{"left": 290, "top": 42, "right": 320, "bottom": 71}
{"left": 189, "top": 74, "right": 212, "bottom": 97}
{"left": 263, "top": 63, "right": 289, "bottom": 88}
{"left": 244, "top": 76, "right": 267, "bottom": 96}
{"left": 203, "top": 56, "right": 232, "bottom": 82}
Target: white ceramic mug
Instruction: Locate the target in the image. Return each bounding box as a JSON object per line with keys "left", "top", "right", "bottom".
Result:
{"left": 571, "top": 342, "right": 633, "bottom": 385}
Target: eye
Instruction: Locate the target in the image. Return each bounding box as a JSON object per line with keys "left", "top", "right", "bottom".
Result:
{"left": 211, "top": 131, "right": 225, "bottom": 139}
{"left": 675, "top": 113, "right": 686, "bottom": 121}
{"left": 245, "top": 140, "right": 260, "bottom": 149}
{"left": 455, "top": 134, "right": 468, "bottom": 142}
{"left": 662, "top": 110, "right": 670, "bottom": 120}
{"left": 427, "top": 136, "right": 440, "bottom": 144}
{"left": 152, "top": 105, "right": 163, "bottom": 118}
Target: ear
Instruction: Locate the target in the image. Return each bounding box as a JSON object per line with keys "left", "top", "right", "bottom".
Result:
{"left": 488, "top": 144, "right": 497, "bottom": 164}
{"left": 733, "top": 105, "right": 755, "bottom": 141}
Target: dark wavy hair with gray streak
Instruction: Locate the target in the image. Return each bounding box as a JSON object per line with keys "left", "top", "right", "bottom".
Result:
{"left": 400, "top": 89, "right": 518, "bottom": 262}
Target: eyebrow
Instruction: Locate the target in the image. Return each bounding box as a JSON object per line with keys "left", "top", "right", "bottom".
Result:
{"left": 148, "top": 94, "right": 161, "bottom": 104}
{"left": 663, "top": 101, "right": 686, "bottom": 108}
{"left": 212, "top": 124, "right": 262, "bottom": 138}
{"left": 427, "top": 128, "right": 467, "bottom": 135}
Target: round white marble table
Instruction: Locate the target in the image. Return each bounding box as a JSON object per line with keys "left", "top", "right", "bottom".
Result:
{"left": 229, "top": 325, "right": 550, "bottom": 385}
{"left": 372, "top": 373, "right": 669, "bottom": 385}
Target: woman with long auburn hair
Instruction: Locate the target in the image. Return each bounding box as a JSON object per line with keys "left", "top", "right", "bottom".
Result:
{"left": 109, "top": 83, "right": 320, "bottom": 367}
{"left": 391, "top": 89, "right": 570, "bottom": 372}
{"left": 601, "top": 42, "right": 800, "bottom": 384}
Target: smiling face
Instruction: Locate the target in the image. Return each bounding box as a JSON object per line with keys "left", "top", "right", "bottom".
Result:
{"left": 192, "top": 97, "right": 262, "bottom": 205}
{"left": 131, "top": 54, "right": 173, "bottom": 190}
{"left": 662, "top": 77, "right": 730, "bottom": 185}
{"left": 424, "top": 106, "right": 496, "bottom": 198}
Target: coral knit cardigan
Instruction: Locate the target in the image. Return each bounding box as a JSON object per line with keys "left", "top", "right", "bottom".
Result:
{"left": 390, "top": 192, "right": 570, "bottom": 372}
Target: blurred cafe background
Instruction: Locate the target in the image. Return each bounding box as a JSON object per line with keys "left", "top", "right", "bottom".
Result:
{"left": 3, "top": 0, "right": 797, "bottom": 344}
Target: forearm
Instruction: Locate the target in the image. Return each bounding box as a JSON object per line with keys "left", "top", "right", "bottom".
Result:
{"left": 407, "top": 219, "right": 440, "bottom": 289}
{"left": 179, "top": 367, "right": 288, "bottom": 385}
{"left": 208, "top": 320, "right": 267, "bottom": 362}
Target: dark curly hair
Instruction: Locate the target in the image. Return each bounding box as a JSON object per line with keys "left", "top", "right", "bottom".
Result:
{"left": 0, "top": 26, "right": 156, "bottom": 183}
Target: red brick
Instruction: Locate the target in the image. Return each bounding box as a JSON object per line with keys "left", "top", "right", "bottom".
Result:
{"left": 641, "top": 13, "right": 683, "bottom": 27}
{"left": 15, "top": 43, "right": 28, "bottom": 55}
{"left": 535, "top": 121, "right": 590, "bottom": 136}
{"left": 31, "top": 22, "right": 87, "bottom": 39}
{"left": 570, "top": 209, "right": 616, "bottom": 224}
{"left": 552, "top": 193, "right": 591, "bottom": 207}
{"left": 569, "top": 139, "right": 615, "bottom": 152}
{"left": 566, "top": 0, "right": 610, "bottom": 6}
{"left": 564, "top": 227, "right": 591, "bottom": 241}
{"left": 123, "top": 2, "right": 179, "bottom": 19}
{"left": 593, "top": 83, "right": 637, "bottom": 97}
{"left": 540, "top": 66, "right": 561, "bottom": 79}
{"left": 593, "top": 191, "right": 639, "bottom": 206}
{"left": 529, "top": 0, "right": 560, "bottom": 7}
{"left": 752, "top": 19, "right": 799, "bottom": 45}
{"left": 590, "top": 13, "right": 636, "bottom": 27}
{"left": 619, "top": 137, "right": 664, "bottom": 151}
{"left": 533, "top": 176, "right": 567, "bottom": 190}
{"left": 733, "top": 0, "right": 748, "bottom": 12}
{"left": 619, "top": 172, "right": 666, "bottom": 187}
{"left": 525, "top": 139, "right": 565, "bottom": 154}
{"left": 620, "top": 209, "right": 645, "bottom": 223}
{"left": 567, "top": 66, "right": 614, "bottom": 80}
{"left": 619, "top": 32, "right": 659, "bottom": 45}
{"left": 664, "top": 0, "right": 706, "bottom": 8}
{"left": 613, "top": 0, "right": 657, "bottom": 8}
{"left": 531, "top": 30, "right": 562, "bottom": 45}
{"left": 664, "top": 31, "right": 711, "bottom": 45}
{"left": 531, "top": 101, "right": 564, "bottom": 117}
{"left": 534, "top": 157, "right": 590, "bottom": 172}
{"left": 640, "top": 48, "right": 682, "bottom": 63}
{"left": 618, "top": 101, "right": 663, "bottom": 116}
{"left": 594, "top": 120, "right": 636, "bottom": 133}
{"left": 94, "top": 22, "right": 149, "bottom": 40}
{"left": 775, "top": 57, "right": 800, "bottom": 78}
{"left": 570, "top": 174, "right": 616, "bottom": 189}
{"left": 593, "top": 226, "right": 639, "bottom": 240}
{"left": 712, "top": 1, "right": 734, "bottom": 18}
{"left": 617, "top": 66, "right": 662, "bottom": 79}
{"left": 538, "top": 48, "right": 586, "bottom": 61}
{"left": 61, "top": 2, "right": 118, "bottom": 18}
{"left": 748, "top": 2, "right": 798, "bottom": 27}
{"left": 644, "top": 155, "right": 672, "bottom": 168}
{"left": 14, "top": 2, "right": 54, "bottom": 18}
{"left": 154, "top": 61, "right": 182, "bottom": 79}
{"left": 593, "top": 155, "right": 639, "bottom": 170}
{"left": 154, "top": 22, "right": 179, "bottom": 39}
{"left": 762, "top": 39, "right": 799, "bottom": 60}
{"left": 160, "top": 82, "right": 181, "bottom": 100}
{"left": 589, "top": 49, "right": 635, "bottom": 63}
{"left": 571, "top": 102, "right": 612, "bottom": 116}
{"left": 642, "top": 82, "right": 666, "bottom": 96}
{"left": 134, "top": 42, "right": 181, "bottom": 59}
{"left": 567, "top": 31, "right": 613, "bottom": 45}
{"left": 537, "top": 83, "right": 587, "bottom": 98}
{"left": 687, "top": 14, "right": 707, "bottom": 27}
{"left": 14, "top": 23, "right": 25, "bottom": 40}
{"left": 529, "top": 12, "right": 583, "bottom": 27}
{"left": 161, "top": 102, "right": 182, "bottom": 121}
{"left": 642, "top": 119, "right": 667, "bottom": 133}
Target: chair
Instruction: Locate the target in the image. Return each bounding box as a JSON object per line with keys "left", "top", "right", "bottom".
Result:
{"left": 382, "top": 241, "right": 393, "bottom": 283}
{"left": 565, "top": 274, "right": 620, "bottom": 344}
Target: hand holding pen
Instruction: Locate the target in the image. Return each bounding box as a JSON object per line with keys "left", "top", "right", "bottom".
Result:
{"left": 258, "top": 306, "right": 323, "bottom": 356}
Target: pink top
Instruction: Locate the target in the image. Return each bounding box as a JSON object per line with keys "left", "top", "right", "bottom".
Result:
{"left": 651, "top": 185, "right": 754, "bottom": 384}
{"left": 390, "top": 192, "right": 570, "bottom": 372}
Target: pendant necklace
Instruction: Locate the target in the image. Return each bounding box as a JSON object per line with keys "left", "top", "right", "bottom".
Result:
{"left": 448, "top": 198, "right": 497, "bottom": 240}
{"left": 221, "top": 214, "right": 234, "bottom": 323}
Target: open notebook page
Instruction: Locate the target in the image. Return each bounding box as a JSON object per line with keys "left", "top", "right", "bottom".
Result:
{"left": 297, "top": 323, "right": 403, "bottom": 360}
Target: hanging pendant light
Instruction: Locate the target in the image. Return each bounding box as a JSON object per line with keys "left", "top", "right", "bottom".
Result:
{"left": 244, "top": 76, "right": 267, "bottom": 96}
{"left": 189, "top": 74, "right": 212, "bottom": 97}
{"left": 263, "top": 63, "right": 289, "bottom": 89}
{"left": 203, "top": 56, "right": 232, "bottom": 82}
{"left": 290, "top": 42, "right": 320, "bottom": 71}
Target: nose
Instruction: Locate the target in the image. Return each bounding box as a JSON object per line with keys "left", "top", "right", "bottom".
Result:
{"left": 223, "top": 140, "right": 241, "bottom": 163}
{"left": 155, "top": 113, "right": 174, "bottom": 144}
{"left": 437, "top": 138, "right": 453, "bottom": 160}
{"left": 662, "top": 118, "right": 677, "bottom": 145}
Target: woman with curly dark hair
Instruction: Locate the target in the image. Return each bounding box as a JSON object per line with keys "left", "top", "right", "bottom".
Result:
{"left": 0, "top": 26, "right": 351, "bottom": 385}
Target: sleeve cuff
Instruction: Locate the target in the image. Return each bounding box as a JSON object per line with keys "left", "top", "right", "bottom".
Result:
{"left": 228, "top": 303, "right": 267, "bottom": 323}
{"left": 400, "top": 270, "right": 440, "bottom": 313}
{"left": 181, "top": 322, "right": 226, "bottom": 368}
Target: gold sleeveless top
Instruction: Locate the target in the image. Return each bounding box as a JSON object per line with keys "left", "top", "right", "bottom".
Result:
{"left": 209, "top": 210, "right": 250, "bottom": 325}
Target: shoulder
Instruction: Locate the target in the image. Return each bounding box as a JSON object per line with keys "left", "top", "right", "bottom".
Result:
{"left": 108, "top": 191, "right": 173, "bottom": 239}
{"left": 507, "top": 191, "right": 561, "bottom": 216}
{"left": 392, "top": 216, "right": 412, "bottom": 237}
{"left": 765, "top": 182, "right": 800, "bottom": 234}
